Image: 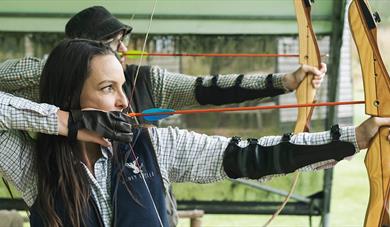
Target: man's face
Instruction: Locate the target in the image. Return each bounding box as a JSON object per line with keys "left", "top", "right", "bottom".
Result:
{"left": 80, "top": 54, "right": 128, "bottom": 112}
{"left": 103, "top": 31, "right": 129, "bottom": 65}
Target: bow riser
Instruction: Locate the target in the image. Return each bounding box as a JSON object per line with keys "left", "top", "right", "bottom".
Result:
{"left": 261, "top": 2, "right": 321, "bottom": 225}
{"left": 294, "top": 0, "right": 321, "bottom": 133}
{"left": 349, "top": 0, "right": 390, "bottom": 117}
{"left": 349, "top": 0, "right": 390, "bottom": 226}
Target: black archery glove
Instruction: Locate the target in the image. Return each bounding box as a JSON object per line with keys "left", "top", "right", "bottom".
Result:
{"left": 67, "top": 109, "right": 133, "bottom": 143}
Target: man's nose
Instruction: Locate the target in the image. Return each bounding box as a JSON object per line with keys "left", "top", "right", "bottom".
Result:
{"left": 117, "top": 41, "right": 128, "bottom": 52}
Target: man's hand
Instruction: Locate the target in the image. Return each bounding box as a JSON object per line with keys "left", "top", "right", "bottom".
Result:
{"left": 58, "top": 109, "right": 133, "bottom": 147}
{"left": 355, "top": 117, "right": 390, "bottom": 150}
{"left": 283, "top": 63, "right": 327, "bottom": 91}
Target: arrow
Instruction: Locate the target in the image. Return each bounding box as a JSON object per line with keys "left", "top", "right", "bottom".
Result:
{"left": 128, "top": 100, "right": 364, "bottom": 121}
{"left": 118, "top": 50, "right": 149, "bottom": 59}
{"left": 119, "top": 51, "right": 300, "bottom": 58}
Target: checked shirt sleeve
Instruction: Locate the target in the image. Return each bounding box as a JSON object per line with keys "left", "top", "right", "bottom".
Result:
{"left": 0, "top": 130, "right": 37, "bottom": 207}
{"left": 0, "top": 57, "right": 45, "bottom": 102}
{"left": 148, "top": 126, "right": 359, "bottom": 184}
{"left": 148, "top": 126, "right": 229, "bottom": 183}
{"left": 150, "top": 65, "right": 291, "bottom": 110}
{"left": 0, "top": 92, "right": 59, "bottom": 134}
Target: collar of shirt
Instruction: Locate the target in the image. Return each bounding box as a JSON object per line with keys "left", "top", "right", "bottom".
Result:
{"left": 101, "top": 145, "right": 113, "bottom": 159}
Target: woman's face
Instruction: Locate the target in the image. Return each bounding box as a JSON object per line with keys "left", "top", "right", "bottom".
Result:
{"left": 80, "top": 54, "right": 128, "bottom": 111}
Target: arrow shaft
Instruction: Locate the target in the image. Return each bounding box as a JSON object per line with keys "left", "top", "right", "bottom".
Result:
{"left": 128, "top": 100, "right": 364, "bottom": 118}
{"left": 121, "top": 52, "right": 299, "bottom": 58}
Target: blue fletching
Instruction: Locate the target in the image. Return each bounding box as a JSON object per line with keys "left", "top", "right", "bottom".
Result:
{"left": 142, "top": 108, "right": 175, "bottom": 121}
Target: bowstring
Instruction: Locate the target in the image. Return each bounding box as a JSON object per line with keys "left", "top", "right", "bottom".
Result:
{"left": 125, "top": 1, "right": 163, "bottom": 226}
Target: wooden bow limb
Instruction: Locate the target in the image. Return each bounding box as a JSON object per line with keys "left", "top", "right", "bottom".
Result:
{"left": 293, "top": 0, "right": 321, "bottom": 133}
{"left": 349, "top": 0, "right": 390, "bottom": 226}
{"left": 262, "top": 0, "right": 321, "bottom": 226}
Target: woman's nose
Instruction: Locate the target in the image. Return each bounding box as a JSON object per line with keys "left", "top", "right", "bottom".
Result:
{"left": 116, "top": 89, "right": 129, "bottom": 110}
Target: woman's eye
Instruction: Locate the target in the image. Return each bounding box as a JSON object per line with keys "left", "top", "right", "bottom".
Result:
{"left": 101, "top": 85, "right": 114, "bottom": 92}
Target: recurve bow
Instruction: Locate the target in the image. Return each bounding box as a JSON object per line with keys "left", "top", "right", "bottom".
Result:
{"left": 294, "top": 0, "right": 321, "bottom": 132}
{"left": 349, "top": 0, "right": 390, "bottom": 226}
{"left": 263, "top": 0, "right": 321, "bottom": 225}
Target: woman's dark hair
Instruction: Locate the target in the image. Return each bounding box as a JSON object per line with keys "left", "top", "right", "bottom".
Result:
{"left": 36, "top": 39, "right": 114, "bottom": 227}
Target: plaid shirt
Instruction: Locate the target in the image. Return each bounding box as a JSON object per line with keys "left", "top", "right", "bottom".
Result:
{"left": 0, "top": 57, "right": 44, "bottom": 102}
{"left": 0, "top": 57, "right": 359, "bottom": 226}
{"left": 0, "top": 57, "right": 289, "bottom": 110}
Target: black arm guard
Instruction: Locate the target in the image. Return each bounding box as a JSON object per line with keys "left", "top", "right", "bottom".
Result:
{"left": 195, "top": 74, "right": 285, "bottom": 105}
{"left": 223, "top": 125, "right": 356, "bottom": 179}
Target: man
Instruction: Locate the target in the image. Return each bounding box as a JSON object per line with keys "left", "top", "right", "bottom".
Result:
{"left": 0, "top": 6, "right": 326, "bottom": 226}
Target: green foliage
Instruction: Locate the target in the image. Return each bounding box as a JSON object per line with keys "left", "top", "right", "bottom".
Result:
{"left": 0, "top": 33, "right": 25, "bottom": 61}
{"left": 0, "top": 33, "right": 63, "bottom": 61}
{"left": 0, "top": 177, "right": 21, "bottom": 198}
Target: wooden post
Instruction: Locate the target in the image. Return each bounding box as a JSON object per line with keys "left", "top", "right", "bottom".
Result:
{"left": 178, "top": 210, "right": 204, "bottom": 227}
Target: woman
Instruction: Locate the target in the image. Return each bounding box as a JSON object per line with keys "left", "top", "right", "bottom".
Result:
{"left": 4, "top": 39, "right": 388, "bottom": 227}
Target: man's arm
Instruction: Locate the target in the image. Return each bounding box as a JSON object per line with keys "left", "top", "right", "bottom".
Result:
{"left": 150, "top": 64, "right": 325, "bottom": 110}
{"left": 0, "top": 57, "right": 45, "bottom": 102}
